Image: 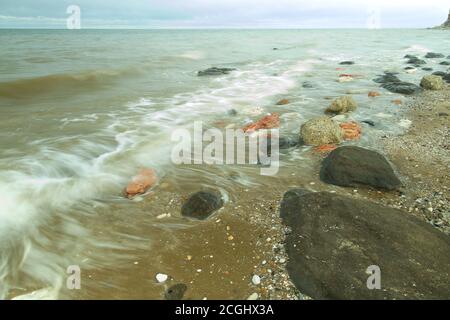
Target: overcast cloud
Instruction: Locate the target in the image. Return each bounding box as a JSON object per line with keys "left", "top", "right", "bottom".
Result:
{"left": 0, "top": 0, "right": 448, "bottom": 28}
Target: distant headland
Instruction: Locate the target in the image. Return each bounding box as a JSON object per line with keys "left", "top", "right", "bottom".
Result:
{"left": 433, "top": 9, "right": 450, "bottom": 29}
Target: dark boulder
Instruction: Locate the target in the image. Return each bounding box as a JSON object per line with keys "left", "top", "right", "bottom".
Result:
{"left": 432, "top": 71, "right": 447, "bottom": 77}
{"left": 181, "top": 191, "right": 224, "bottom": 220}
{"left": 198, "top": 67, "right": 236, "bottom": 76}
{"left": 280, "top": 191, "right": 450, "bottom": 300}
{"left": 381, "top": 82, "right": 421, "bottom": 95}
{"left": 165, "top": 283, "right": 188, "bottom": 300}
{"left": 339, "top": 61, "right": 354, "bottom": 65}
{"left": 373, "top": 73, "right": 400, "bottom": 84}
{"left": 227, "top": 109, "right": 238, "bottom": 116}
{"left": 320, "top": 146, "right": 401, "bottom": 190}
{"left": 425, "top": 52, "right": 445, "bottom": 58}
{"left": 422, "top": 67, "right": 433, "bottom": 71}
{"left": 406, "top": 57, "right": 426, "bottom": 65}
{"left": 440, "top": 61, "right": 450, "bottom": 66}
{"left": 279, "top": 188, "right": 311, "bottom": 224}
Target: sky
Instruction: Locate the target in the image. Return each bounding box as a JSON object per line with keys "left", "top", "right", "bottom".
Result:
{"left": 0, "top": 0, "right": 449, "bottom": 28}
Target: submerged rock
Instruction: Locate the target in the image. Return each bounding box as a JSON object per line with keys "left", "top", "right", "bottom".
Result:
{"left": 302, "top": 81, "right": 314, "bottom": 88}
{"left": 276, "top": 98, "right": 290, "bottom": 105}
{"left": 181, "top": 191, "right": 224, "bottom": 220}
{"left": 425, "top": 52, "right": 445, "bottom": 58}
{"left": 320, "top": 146, "right": 401, "bottom": 190}
{"left": 300, "top": 117, "right": 344, "bottom": 146}
{"left": 165, "top": 283, "right": 188, "bottom": 300}
{"left": 326, "top": 96, "right": 357, "bottom": 114}
{"left": 197, "top": 67, "right": 236, "bottom": 76}
{"left": 339, "top": 61, "right": 355, "bottom": 65}
{"left": 406, "top": 56, "right": 426, "bottom": 65}
{"left": 440, "top": 61, "right": 450, "bottom": 66}
{"left": 280, "top": 191, "right": 450, "bottom": 299}
{"left": 125, "top": 168, "right": 158, "bottom": 198}
{"left": 373, "top": 73, "right": 401, "bottom": 84}
{"left": 368, "top": 91, "right": 381, "bottom": 97}
{"left": 422, "top": 67, "right": 433, "bottom": 71}
{"left": 278, "top": 136, "right": 299, "bottom": 149}
{"left": 361, "top": 120, "right": 375, "bottom": 127}
{"left": 420, "top": 75, "right": 444, "bottom": 90}
{"left": 227, "top": 109, "right": 238, "bottom": 116}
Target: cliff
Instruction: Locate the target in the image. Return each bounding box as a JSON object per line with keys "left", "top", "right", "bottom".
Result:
{"left": 435, "top": 10, "right": 450, "bottom": 29}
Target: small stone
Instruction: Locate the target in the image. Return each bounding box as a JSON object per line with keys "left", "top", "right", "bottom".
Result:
{"left": 165, "top": 283, "right": 188, "bottom": 300}
{"left": 156, "top": 273, "right": 168, "bottom": 283}
{"left": 252, "top": 275, "right": 261, "bottom": 285}
{"left": 247, "top": 293, "right": 259, "bottom": 300}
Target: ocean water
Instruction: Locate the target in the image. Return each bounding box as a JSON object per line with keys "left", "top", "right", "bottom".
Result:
{"left": 0, "top": 29, "right": 449, "bottom": 299}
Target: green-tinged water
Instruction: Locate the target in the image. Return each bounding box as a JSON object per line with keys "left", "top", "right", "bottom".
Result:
{"left": 0, "top": 29, "right": 449, "bottom": 299}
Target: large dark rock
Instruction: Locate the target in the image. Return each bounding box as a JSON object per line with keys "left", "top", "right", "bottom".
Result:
{"left": 320, "top": 146, "right": 401, "bottom": 190}
{"left": 165, "top": 283, "right": 188, "bottom": 300}
{"left": 197, "top": 67, "right": 236, "bottom": 76}
{"left": 425, "top": 52, "right": 445, "bottom": 59}
{"left": 381, "top": 81, "right": 422, "bottom": 95}
{"left": 280, "top": 188, "right": 311, "bottom": 224}
{"left": 440, "top": 61, "right": 450, "bottom": 66}
{"left": 373, "top": 73, "right": 400, "bottom": 84}
{"left": 181, "top": 191, "right": 224, "bottom": 220}
{"left": 339, "top": 61, "right": 355, "bottom": 65}
{"left": 280, "top": 191, "right": 450, "bottom": 300}
{"left": 406, "top": 57, "right": 426, "bottom": 65}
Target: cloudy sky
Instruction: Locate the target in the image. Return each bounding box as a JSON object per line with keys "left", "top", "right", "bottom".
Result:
{"left": 0, "top": 0, "right": 449, "bottom": 28}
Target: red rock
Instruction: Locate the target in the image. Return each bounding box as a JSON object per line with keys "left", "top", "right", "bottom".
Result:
{"left": 314, "top": 144, "right": 337, "bottom": 153}
{"left": 276, "top": 99, "right": 290, "bottom": 105}
{"left": 126, "top": 168, "right": 158, "bottom": 198}
{"left": 243, "top": 113, "right": 280, "bottom": 133}
{"left": 368, "top": 91, "right": 381, "bottom": 97}
{"left": 392, "top": 99, "right": 403, "bottom": 105}
{"left": 339, "top": 122, "right": 362, "bottom": 140}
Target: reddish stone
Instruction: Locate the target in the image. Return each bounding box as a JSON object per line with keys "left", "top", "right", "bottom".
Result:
{"left": 314, "top": 144, "right": 337, "bottom": 153}
{"left": 126, "top": 168, "right": 158, "bottom": 198}
{"left": 276, "top": 99, "right": 290, "bottom": 105}
{"left": 243, "top": 113, "right": 280, "bottom": 133}
{"left": 340, "top": 122, "right": 362, "bottom": 140}
{"left": 392, "top": 99, "right": 403, "bottom": 105}
{"left": 368, "top": 91, "right": 381, "bottom": 97}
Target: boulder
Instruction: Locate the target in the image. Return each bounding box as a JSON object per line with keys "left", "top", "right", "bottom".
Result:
{"left": 280, "top": 191, "right": 450, "bottom": 300}
{"left": 181, "top": 191, "right": 224, "bottom": 220}
{"left": 381, "top": 82, "right": 421, "bottom": 95}
{"left": 243, "top": 113, "right": 280, "bottom": 133}
{"left": 339, "top": 61, "right": 355, "bottom": 65}
{"left": 420, "top": 75, "right": 444, "bottom": 90}
{"left": 165, "top": 283, "right": 188, "bottom": 300}
{"left": 422, "top": 67, "right": 433, "bottom": 71}
{"left": 125, "top": 169, "right": 158, "bottom": 198}
{"left": 440, "top": 61, "right": 450, "bottom": 66}
{"left": 373, "top": 73, "right": 400, "bottom": 84}
{"left": 320, "top": 146, "right": 401, "bottom": 190}
{"left": 300, "top": 117, "right": 344, "bottom": 146}
{"left": 197, "top": 67, "right": 236, "bottom": 76}
{"left": 326, "top": 96, "right": 357, "bottom": 114}
{"left": 406, "top": 57, "right": 426, "bottom": 65}
{"left": 425, "top": 52, "right": 444, "bottom": 58}
{"left": 432, "top": 71, "right": 447, "bottom": 77}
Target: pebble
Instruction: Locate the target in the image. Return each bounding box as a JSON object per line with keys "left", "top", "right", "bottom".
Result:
{"left": 156, "top": 273, "right": 168, "bottom": 283}
{"left": 247, "top": 293, "right": 259, "bottom": 300}
{"left": 252, "top": 275, "right": 261, "bottom": 285}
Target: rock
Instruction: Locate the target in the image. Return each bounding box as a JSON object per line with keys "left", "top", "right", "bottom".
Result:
{"left": 165, "top": 283, "right": 188, "bottom": 300}
{"left": 276, "top": 98, "right": 290, "bottom": 105}
{"left": 425, "top": 52, "right": 445, "bottom": 58}
{"left": 339, "top": 61, "right": 355, "bottom": 65}
{"left": 373, "top": 73, "right": 400, "bottom": 84}
{"left": 313, "top": 144, "right": 338, "bottom": 154}
{"left": 368, "top": 91, "right": 381, "bottom": 97}
{"left": 381, "top": 82, "right": 421, "bottom": 95}
{"left": 280, "top": 191, "right": 450, "bottom": 300}
{"left": 432, "top": 71, "right": 447, "bottom": 77}
{"left": 243, "top": 113, "right": 280, "bottom": 133}
{"left": 338, "top": 75, "right": 354, "bottom": 82}
{"left": 197, "top": 67, "right": 236, "bottom": 76}
{"left": 404, "top": 54, "right": 416, "bottom": 59}
{"left": 181, "top": 191, "right": 224, "bottom": 220}
{"left": 361, "top": 120, "right": 375, "bottom": 126}
{"left": 302, "top": 81, "right": 314, "bottom": 88}
{"left": 391, "top": 99, "right": 403, "bottom": 105}
{"left": 247, "top": 293, "right": 259, "bottom": 300}
{"left": 420, "top": 75, "right": 444, "bottom": 90}
{"left": 339, "top": 122, "right": 362, "bottom": 140}
{"left": 252, "top": 275, "right": 261, "bottom": 285}
{"left": 422, "top": 67, "right": 433, "bottom": 71}
{"left": 326, "top": 96, "right": 357, "bottom": 114}
{"left": 280, "top": 188, "right": 311, "bottom": 222}
{"left": 406, "top": 57, "right": 426, "bottom": 65}
{"left": 278, "top": 136, "right": 299, "bottom": 149}
{"left": 227, "top": 109, "right": 238, "bottom": 116}
{"left": 440, "top": 61, "right": 450, "bottom": 66}
{"left": 300, "top": 117, "right": 344, "bottom": 146}
{"left": 156, "top": 273, "right": 168, "bottom": 283}
{"left": 404, "top": 66, "right": 417, "bottom": 74}
{"left": 320, "top": 146, "right": 401, "bottom": 190}
{"left": 125, "top": 168, "right": 158, "bottom": 198}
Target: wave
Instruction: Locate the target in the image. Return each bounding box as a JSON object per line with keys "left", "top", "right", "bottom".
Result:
{"left": 0, "top": 68, "right": 139, "bottom": 100}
